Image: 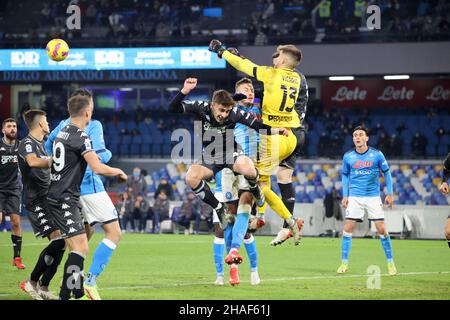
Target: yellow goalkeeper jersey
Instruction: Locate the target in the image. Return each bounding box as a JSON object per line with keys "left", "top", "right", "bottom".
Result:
{"left": 222, "top": 50, "right": 301, "bottom": 128}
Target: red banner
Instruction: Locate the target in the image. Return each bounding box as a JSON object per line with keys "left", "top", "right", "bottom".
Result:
{"left": 0, "top": 85, "right": 11, "bottom": 120}
{"left": 321, "top": 79, "right": 450, "bottom": 108}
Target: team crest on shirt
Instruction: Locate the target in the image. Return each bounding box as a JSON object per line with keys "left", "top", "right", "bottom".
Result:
{"left": 225, "top": 192, "right": 233, "bottom": 200}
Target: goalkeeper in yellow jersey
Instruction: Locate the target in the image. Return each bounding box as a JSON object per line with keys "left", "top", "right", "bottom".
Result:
{"left": 209, "top": 40, "right": 304, "bottom": 245}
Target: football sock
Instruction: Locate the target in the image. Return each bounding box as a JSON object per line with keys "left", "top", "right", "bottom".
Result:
{"left": 262, "top": 186, "right": 292, "bottom": 221}
{"left": 448, "top": 240, "right": 450, "bottom": 248}
{"left": 193, "top": 180, "right": 220, "bottom": 210}
{"left": 342, "top": 231, "right": 352, "bottom": 264}
{"left": 243, "top": 235, "right": 258, "bottom": 272}
{"left": 379, "top": 233, "right": 394, "bottom": 262}
{"left": 231, "top": 206, "right": 251, "bottom": 250}
{"left": 278, "top": 182, "right": 295, "bottom": 229}
{"left": 30, "top": 238, "right": 65, "bottom": 284}
{"left": 86, "top": 239, "right": 117, "bottom": 287}
{"left": 59, "top": 251, "right": 85, "bottom": 300}
{"left": 224, "top": 225, "right": 232, "bottom": 253}
{"left": 40, "top": 240, "right": 66, "bottom": 287}
{"left": 213, "top": 237, "right": 225, "bottom": 277}
{"left": 11, "top": 234, "right": 22, "bottom": 258}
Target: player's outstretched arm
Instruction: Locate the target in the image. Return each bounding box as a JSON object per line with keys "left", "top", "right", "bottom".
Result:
{"left": 83, "top": 151, "right": 127, "bottom": 182}
{"left": 168, "top": 78, "right": 198, "bottom": 114}
{"left": 209, "top": 40, "right": 259, "bottom": 77}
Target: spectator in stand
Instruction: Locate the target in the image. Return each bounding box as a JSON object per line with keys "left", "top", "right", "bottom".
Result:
{"left": 117, "top": 188, "right": 134, "bottom": 232}
{"left": 151, "top": 191, "right": 170, "bottom": 234}
{"left": 155, "top": 177, "right": 174, "bottom": 200}
{"left": 134, "top": 194, "right": 150, "bottom": 233}
{"left": 127, "top": 167, "right": 148, "bottom": 198}
{"left": 177, "top": 191, "right": 200, "bottom": 234}
{"left": 198, "top": 201, "right": 214, "bottom": 233}
{"left": 411, "top": 131, "right": 428, "bottom": 158}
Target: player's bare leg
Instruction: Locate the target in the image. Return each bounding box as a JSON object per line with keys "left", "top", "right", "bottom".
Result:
{"left": 10, "top": 213, "right": 25, "bottom": 269}
{"left": 22, "top": 230, "right": 65, "bottom": 300}
{"left": 84, "top": 223, "right": 95, "bottom": 241}
{"left": 233, "top": 156, "right": 264, "bottom": 206}
{"left": 374, "top": 220, "right": 397, "bottom": 275}
{"left": 337, "top": 219, "right": 356, "bottom": 273}
{"left": 186, "top": 164, "right": 227, "bottom": 227}
{"left": 445, "top": 218, "right": 450, "bottom": 248}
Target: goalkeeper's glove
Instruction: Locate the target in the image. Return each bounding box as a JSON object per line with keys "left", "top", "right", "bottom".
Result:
{"left": 208, "top": 39, "right": 226, "bottom": 58}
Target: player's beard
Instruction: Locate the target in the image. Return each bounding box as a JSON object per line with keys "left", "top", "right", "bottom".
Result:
{"left": 5, "top": 132, "right": 16, "bottom": 141}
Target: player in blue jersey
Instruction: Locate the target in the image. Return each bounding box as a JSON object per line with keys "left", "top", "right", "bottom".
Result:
{"left": 438, "top": 152, "right": 450, "bottom": 248}
{"left": 212, "top": 78, "right": 260, "bottom": 286}
{"left": 338, "top": 126, "right": 397, "bottom": 275}
{"left": 45, "top": 89, "right": 120, "bottom": 299}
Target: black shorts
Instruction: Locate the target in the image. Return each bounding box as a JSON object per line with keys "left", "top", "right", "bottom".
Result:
{"left": 25, "top": 199, "right": 58, "bottom": 238}
{"left": 197, "top": 149, "right": 244, "bottom": 176}
{"left": 280, "top": 128, "right": 306, "bottom": 170}
{"left": 47, "top": 198, "right": 85, "bottom": 239}
{"left": 0, "top": 191, "right": 20, "bottom": 215}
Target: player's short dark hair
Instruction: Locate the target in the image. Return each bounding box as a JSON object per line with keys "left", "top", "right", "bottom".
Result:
{"left": 235, "top": 78, "right": 253, "bottom": 90}
{"left": 353, "top": 126, "right": 369, "bottom": 136}
{"left": 22, "top": 109, "right": 46, "bottom": 130}
{"left": 2, "top": 118, "right": 16, "bottom": 128}
{"left": 277, "top": 45, "right": 302, "bottom": 67}
{"left": 68, "top": 89, "right": 92, "bottom": 117}
{"left": 70, "top": 88, "right": 92, "bottom": 99}
{"left": 211, "top": 90, "right": 235, "bottom": 108}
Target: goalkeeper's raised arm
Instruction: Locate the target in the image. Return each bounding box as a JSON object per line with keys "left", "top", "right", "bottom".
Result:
{"left": 209, "top": 39, "right": 260, "bottom": 78}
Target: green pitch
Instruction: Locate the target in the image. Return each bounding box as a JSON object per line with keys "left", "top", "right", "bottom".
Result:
{"left": 1, "top": 232, "right": 449, "bottom": 300}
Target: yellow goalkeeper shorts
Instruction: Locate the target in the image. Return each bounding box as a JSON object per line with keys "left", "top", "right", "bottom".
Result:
{"left": 256, "top": 129, "right": 297, "bottom": 183}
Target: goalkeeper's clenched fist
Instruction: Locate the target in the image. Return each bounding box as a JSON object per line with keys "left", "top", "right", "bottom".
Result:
{"left": 208, "top": 39, "right": 244, "bottom": 59}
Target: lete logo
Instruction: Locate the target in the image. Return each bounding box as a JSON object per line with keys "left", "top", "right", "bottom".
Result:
{"left": 353, "top": 160, "right": 373, "bottom": 169}
{"left": 331, "top": 86, "right": 367, "bottom": 101}
{"left": 426, "top": 86, "right": 450, "bottom": 101}
{"left": 378, "top": 86, "right": 414, "bottom": 101}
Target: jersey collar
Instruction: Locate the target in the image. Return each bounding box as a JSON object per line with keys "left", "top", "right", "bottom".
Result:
{"left": 1, "top": 137, "right": 16, "bottom": 146}
{"left": 355, "top": 147, "right": 370, "bottom": 155}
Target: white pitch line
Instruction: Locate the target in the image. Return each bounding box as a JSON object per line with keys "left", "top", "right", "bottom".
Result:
{"left": 0, "top": 240, "right": 206, "bottom": 247}
{"left": 101, "top": 271, "right": 450, "bottom": 291}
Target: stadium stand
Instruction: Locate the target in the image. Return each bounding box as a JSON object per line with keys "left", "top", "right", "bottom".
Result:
{"left": 118, "top": 161, "right": 450, "bottom": 207}
{"left": 1, "top": 0, "right": 450, "bottom": 48}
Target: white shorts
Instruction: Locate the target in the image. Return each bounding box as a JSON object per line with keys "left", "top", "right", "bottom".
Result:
{"left": 79, "top": 191, "right": 118, "bottom": 226}
{"left": 220, "top": 168, "right": 250, "bottom": 202}
{"left": 345, "top": 196, "right": 384, "bottom": 222}
{"left": 212, "top": 169, "right": 251, "bottom": 224}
